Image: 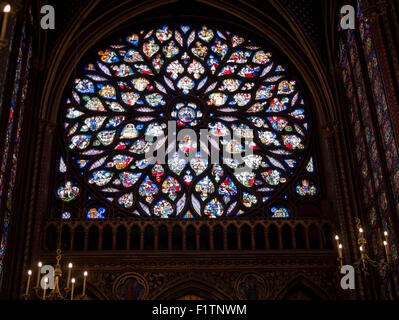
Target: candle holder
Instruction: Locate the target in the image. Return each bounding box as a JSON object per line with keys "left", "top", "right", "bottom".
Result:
{"left": 352, "top": 218, "right": 393, "bottom": 275}
{"left": 23, "top": 249, "right": 89, "bottom": 300}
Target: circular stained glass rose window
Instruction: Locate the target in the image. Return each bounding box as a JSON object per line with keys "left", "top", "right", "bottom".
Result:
{"left": 63, "top": 25, "right": 310, "bottom": 218}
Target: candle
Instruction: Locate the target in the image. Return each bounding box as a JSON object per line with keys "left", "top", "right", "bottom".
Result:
{"left": 338, "top": 244, "right": 343, "bottom": 258}
{"left": 383, "top": 230, "right": 390, "bottom": 263}
{"left": 82, "top": 271, "right": 88, "bottom": 296}
{"left": 1, "top": 4, "right": 11, "bottom": 40}
{"left": 334, "top": 235, "right": 340, "bottom": 249}
{"left": 359, "top": 228, "right": 363, "bottom": 234}
{"left": 334, "top": 235, "right": 343, "bottom": 266}
{"left": 71, "top": 278, "right": 75, "bottom": 300}
{"left": 42, "top": 277, "right": 48, "bottom": 300}
{"left": 384, "top": 240, "right": 390, "bottom": 264}
{"left": 25, "top": 270, "right": 32, "bottom": 296}
{"left": 36, "top": 262, "right": 42, "bottom": 287}
{"left": 66, "top": 263, "right": 73, "bottom": 289}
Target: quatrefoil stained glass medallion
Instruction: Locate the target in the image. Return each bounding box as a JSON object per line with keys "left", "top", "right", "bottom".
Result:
{"left": 63, "top": 25, "right": 310, "bottom": 218}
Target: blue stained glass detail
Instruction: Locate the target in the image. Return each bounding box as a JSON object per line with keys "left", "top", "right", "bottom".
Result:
{"left": 191, "top": 194, "right": 201, "bottom": 216}
{"left": 87, "top": 207, "right": 106, "bottom": 219}
{"left": 271, "top": 207, "right": 289, "bottom": 218}
{"left": 59, "top": 157, "right": 67, "bottom": 173}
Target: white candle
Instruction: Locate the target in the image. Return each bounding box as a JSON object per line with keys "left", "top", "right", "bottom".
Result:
{"left": 1, "top": 4, "right": 11, "bottom": 40}
{"left": 36, "top": 262, "right": 42, "bottom": 287}
{"left": 66, "top": 263, "right": 73, "bottom": 289}
{"left": 383, "top": 231, "right": 389, "bottom": 262}
{"left": 82, "top": 271, "right": 88, "bottom": 296}
{"left": 384, "top": 241, "right": 390, "bottom": 264}
{"left": 335, "top": 236, "right": 343, "bottom": 265}
{"left": 71, "top": 278, "right": 75, "bottom": 300}
{"left": 335, "top": 235, "right": 340, "bottom": 249}
{"left": 42, "top": 277, "right": 48, "bottom": 300}
{"left": 25, "top": 270, "right": 32, "bottom": 296}
{"left": 338, "top": 244, "right": 343, "bottom": 268}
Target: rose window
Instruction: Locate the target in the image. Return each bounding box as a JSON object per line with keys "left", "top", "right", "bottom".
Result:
{"left": 62, "top": 25, "right": 310, "bottom": 218}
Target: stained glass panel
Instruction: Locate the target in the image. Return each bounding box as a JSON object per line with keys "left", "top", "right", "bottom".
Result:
{"left": 61, "top": 24, "right": 313, "bottom": 218}
{"left": 271, "top": 206, "right": 290, "bottom": 218}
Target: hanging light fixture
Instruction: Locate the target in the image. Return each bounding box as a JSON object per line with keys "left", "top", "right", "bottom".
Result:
{"left": 23, "top": 248, "right": 90, "bottom": 300}
{"left": 352, "top": 218, "right": 392, "bottom": 274}
{"left": 334, "top": 218, "right": 393, "bottom": 274}
{"left": 23, "top": 148, "right": 90, "bottom": 300}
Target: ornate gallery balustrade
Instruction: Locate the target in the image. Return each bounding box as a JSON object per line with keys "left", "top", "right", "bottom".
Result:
{"left": 43, "top": 217, "right": 334, "bottom": 252}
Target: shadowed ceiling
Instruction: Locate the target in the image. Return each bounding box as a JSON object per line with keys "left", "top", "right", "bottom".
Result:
{"left": 42, "top": 0, "right": 327, "bottom": 63}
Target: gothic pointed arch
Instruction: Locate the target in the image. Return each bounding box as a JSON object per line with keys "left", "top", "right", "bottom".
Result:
{"left": 152, "top": 279, "right": 233, "bottom": 300}
{"left": 0, "top": 0, "right": 374, "bottom": 301}
{"left": 274, "top": 274, "right": 331, "bottom": 300}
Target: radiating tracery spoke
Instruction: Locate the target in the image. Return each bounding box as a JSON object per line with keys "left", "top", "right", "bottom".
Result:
{"left": 63, "top": 25, "right": 310, "bottom": 218}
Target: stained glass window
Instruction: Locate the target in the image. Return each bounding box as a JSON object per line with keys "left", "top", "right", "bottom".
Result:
{"left": 295, "top": 156, "right": 318, "bottom": 198}
{"left": 338, "top": 2, "right": 399, "bottom": 297}
{"left": 58, "top": 157, "right": 67, "bottom": 173}
{"left": 271, "top": 206, "right": 290, "bottom": 218}
{"left": 56, "top": 180, "right": 80, "bottom": 202}
{"left": 62, "top": 211, "right": 71, "bottom": 220}
{"left": 87, "top": 207, "right": 106, "bottom": 219}
{"left": 0, "top": 14, "right": 33, "bottom": 288}
{"left": 296, "top": 179, "right": 317, "bottom": 196}
{"left": 59, "top": 24, "right": 317, "bottom": 218}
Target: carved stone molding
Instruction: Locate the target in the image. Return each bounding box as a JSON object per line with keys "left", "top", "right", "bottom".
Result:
{"left": 82, "top": 269, "right": 337, "bottom": 300}
{"left": 40, "top": 251, "right": 338, "bottom": 272}
{"left": 363, "top": 6, "right": 378, "bottom": 23}
{"left": 376, "top": 0, "right": 388, "bottom": 17}
{"left": 363, "top": 1, "right": 389, "bottom": 22}
{"left": 322, "top": 120, "right": 339, "bottom": 137}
